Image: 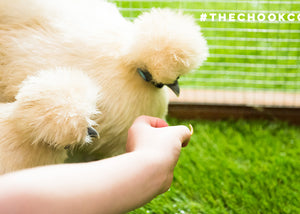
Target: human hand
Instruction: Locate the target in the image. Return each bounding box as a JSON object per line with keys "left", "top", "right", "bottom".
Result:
{"left": 0, "top": 116, "right": 192, "bottom": 214}
{"left": 126, "top": 115, "right": 192, "bottom": 192}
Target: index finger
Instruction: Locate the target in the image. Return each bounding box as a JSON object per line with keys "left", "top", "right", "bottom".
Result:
{"left": 134, "top": 115, "right": 169, "bottom": 128}
{"left": 170, "top": 125, "right": 192, "bottom": 147}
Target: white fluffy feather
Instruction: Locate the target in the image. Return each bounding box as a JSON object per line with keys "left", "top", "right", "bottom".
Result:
{"left": 0, "top": 0, "right": 208, "bottom": 172}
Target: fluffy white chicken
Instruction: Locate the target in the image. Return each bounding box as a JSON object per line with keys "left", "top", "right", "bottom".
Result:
{"left": 0, "top": 68, "right": 100, "bottom": 174}
{"left": 0, "top": 0, "right": 208, "bottom": 170}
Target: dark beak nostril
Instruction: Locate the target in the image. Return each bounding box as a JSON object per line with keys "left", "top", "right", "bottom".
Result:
{"left": 87, "top": 127, "right": 100, "bottom": 139}
{"left": 154, "top": 82, "right": 164, "bottom": 88}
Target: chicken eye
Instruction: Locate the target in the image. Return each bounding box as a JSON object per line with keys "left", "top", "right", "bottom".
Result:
{"left": 137, "top": 68, "right": 152, "bottom": 82}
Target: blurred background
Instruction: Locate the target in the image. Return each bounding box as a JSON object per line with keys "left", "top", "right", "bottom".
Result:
{"left": 110, "top": 0, "right": 300, "bottom": 124}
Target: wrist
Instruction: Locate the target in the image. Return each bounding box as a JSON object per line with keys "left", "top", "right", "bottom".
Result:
{"left": 130, "top": 150, "right": 173, "bottom": 194}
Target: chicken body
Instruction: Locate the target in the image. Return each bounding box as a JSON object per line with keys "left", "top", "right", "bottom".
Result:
{"left": 0, "top": 0, "right": 208, "bottom": 166}
{"left": 0, "top": 68, "right": 100, "bottom": 173}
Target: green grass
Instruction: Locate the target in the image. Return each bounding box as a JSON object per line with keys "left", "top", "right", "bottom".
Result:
{"left": 106, "top": 3, "right": 300, "bottom": 210}
{"left": 130, "top": 118, "right": 300, "bottom": 214}
{"left": 110, "top": 0, "right": 300, "bottom": 91}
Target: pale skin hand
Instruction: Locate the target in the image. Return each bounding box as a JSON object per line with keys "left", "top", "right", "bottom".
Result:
{"left": 126, "top": 115, "right": 191, "bottom": 190}
{"left": 0, "top": 116, "right": 192, "bottom": 214}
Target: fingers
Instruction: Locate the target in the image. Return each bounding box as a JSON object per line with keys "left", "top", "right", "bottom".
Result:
{"left": 132, "top": 116, "right": 192, "bottom": 147}
{"left": 134, "top": 115, "right": 168, "bottom": 128}
{"left": 170, "top": 125, "right": 192, "bottom": 147}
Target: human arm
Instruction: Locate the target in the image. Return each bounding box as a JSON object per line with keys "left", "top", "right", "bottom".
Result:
{"left": 0, "top": 116, "right": 192, "bottom": 214}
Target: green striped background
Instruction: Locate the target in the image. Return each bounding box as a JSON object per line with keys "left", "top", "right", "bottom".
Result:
{"left": 109, "top": 0, "right": 300, "bottom": 92}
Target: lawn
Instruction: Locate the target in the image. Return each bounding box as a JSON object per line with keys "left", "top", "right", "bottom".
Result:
{"left": 106, "top": 1, "right": 300, "bottom": 213}
{"left": 110, "top": 0, "right": 300, "bottom": 91}
{"left": 130, "top": 117, "right": 300, "bottom": 213}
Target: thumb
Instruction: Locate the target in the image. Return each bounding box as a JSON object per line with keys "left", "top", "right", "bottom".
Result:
{"left": 169, "top": 125, "right": 192, "bottom": 147}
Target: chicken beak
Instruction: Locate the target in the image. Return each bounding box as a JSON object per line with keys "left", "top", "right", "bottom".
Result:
{"left": 167, "top": 79, "right": 180, "bottom": 97}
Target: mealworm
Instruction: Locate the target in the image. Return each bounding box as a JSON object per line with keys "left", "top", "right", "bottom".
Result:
{"left": 189, "top": 124, "right": 194, "bottom": 135}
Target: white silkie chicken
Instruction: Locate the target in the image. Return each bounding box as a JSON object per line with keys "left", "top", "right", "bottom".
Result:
{"left": 0, "top": 68, "right": 100, "bottom": 174}
{"left": 0, "top": 0, "right": 208, "bottom": 172}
